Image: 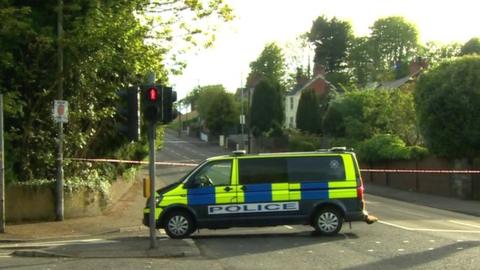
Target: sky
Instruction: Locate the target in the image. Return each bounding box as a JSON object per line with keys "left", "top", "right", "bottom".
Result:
{"left": 170, "top": 0, "right": 480, "bottom": 100}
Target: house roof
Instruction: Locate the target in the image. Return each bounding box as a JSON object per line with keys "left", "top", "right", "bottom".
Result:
{"left": 285, "top": 73, "right": 335, "bottom": 96}
{"left": 376, "top": 68, "right": 423, "bottom": 90}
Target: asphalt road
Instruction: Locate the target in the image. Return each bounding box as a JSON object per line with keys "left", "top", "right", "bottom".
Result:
{"left": 0, "top": 129, "right": 478, "bottom": 269}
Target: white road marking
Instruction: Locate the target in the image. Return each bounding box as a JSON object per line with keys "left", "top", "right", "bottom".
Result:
{"left": 448, "top": 220, "right": 480, "bottom": 229}
{"left": 0, "top": 238, "right": 116, "bottom": 249}
{"left": 284, "top": 225, "right": 294, "bottom": 230}
{"left": 398, "top": 249, "right": 405, "bottom": 252}
{"left": 379, "top": 220, "right": 480, "bottom": 234}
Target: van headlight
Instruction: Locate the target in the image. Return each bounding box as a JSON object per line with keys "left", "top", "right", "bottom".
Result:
{"left": 145, "top": 194, "right": 163, "bottom": 207}
{"left": 155, "top": 195, "right": 162, "bottom": 205}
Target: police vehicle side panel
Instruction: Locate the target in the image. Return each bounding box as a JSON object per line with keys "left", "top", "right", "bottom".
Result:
{"left": 146, "top": 152, "right": 365, "bottom": 230}
{"left": 202, "top": 154, "right": 363, "bottom": 228}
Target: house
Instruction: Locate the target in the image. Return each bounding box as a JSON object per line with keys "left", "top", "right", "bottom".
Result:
{"left": 284, "top": 64, "right": 334, "bottom": 129}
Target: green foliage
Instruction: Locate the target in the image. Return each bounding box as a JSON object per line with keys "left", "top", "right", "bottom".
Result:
{"left": 205, "top": 91, "right": 238, "bottom": 135}
{"left": 308, "top": 16, "right": 354, "bottom": 73}
{"left": 0, "top": 0, "right": 232, "bottom": 182}
{"left": 323, "top": 88, "right": 420, "bottom": 144}
{"left": 296, "top": 89, "right": 321, "bottom": 134}
{"left": 369, "top": 16, "right": 419, "bottom": 80}
{"left": 250, "top": 79, "right": 284, "bottom": 137}
{"left": 194, "top": 85, "right": 227, "bottom": 120}
{"left": 420, "top": 41, "right": 461, "bottom": 68}
{"left": 415, "top": 55, "right": 480, "bottom": 159}
{"left": 357, "top": 134, "right": 428, "bottom": 162}
{"left": 460, "top": 37, "right": 480, "bottom": 56}
{"left": 248, "top": 43, "right": 286, "bottom": 87}
{"left": 348, "top": 37, "right": 374, "bottom": 87}
{"left": 287, "top": 131, "right": 321, "bottom": 151}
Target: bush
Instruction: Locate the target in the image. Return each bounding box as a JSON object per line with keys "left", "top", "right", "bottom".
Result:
{"left": 288, "top": 131, "right": 321, "bottom": 151}
{"left": 357, "top": 134, "right": 428, "bottom": 162}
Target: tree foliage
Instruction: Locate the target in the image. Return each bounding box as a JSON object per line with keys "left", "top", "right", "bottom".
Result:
{"left": 415, "top": 55, "right": 480, "bottom": 159}
{"left": 248, "top": 43, "right": 286, "bottom": 86}
{"left": 194, "top": 85, "right": 227, "bottom": 120}
{"left": 307, "top": 16, "right": 354, "bottom": 73}
{"left": 250, "top": 79, "right": 284, "bottom": 136}
{"left": 0, "top": 0, "right": 233, "bottom": 182}
{"left": 420, "top": 41, "right": 461, "bottom": 67}
{"left": 369, "top": 16, "right": 419, "bottom": 79}
{"left": 205, "top": 91, "right": 238, "bottom": 135}
{"left": 460, "top": 37, "right": 480, "bottom": 56}
{"left": 296, "top": 89, "right": 321, "bottom": 134}
{"left": 323, "top": 88, "right": 419, "bottom": 144}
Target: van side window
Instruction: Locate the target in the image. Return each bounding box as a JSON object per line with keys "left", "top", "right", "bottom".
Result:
{"left": 239, "top": 158, "right": 287, "bottom": 184}
{"left": 287, "top": 156, "right": 345, "bottom": 182}
{"left": 190, "top": 160, "right": 232, "bottom": 187}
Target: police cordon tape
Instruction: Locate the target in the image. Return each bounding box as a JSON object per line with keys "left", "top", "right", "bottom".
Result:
{"left": 67, "top": 157, "right": 480, "bottom": 174}
{"left": 67, "top": 157, "right": 198, "bottom": 167}
{"left": 361, "top": 168, "right": 480, "bottom": 174}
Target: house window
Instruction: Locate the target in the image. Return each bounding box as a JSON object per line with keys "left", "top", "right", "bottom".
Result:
{"left": 290, "top": 97, "right": 294, "bottom": 110}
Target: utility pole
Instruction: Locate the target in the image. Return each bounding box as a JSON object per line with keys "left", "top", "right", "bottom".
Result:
{"left": 0, "top": 95, "right": 5, "bottom": 233}
{"left": 56, "top": 0, "right": 64, "bottom": 221}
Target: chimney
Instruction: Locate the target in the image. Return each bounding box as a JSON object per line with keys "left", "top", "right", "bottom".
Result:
{"left": 313, "top": 63, "right": 325, "bottom": 77}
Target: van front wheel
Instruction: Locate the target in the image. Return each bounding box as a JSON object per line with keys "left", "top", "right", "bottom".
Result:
{"left": 164, "top": 211, "right": 194, "bottom": 239}
{"left": 313, "top": 208, "right": 343, "bottom": 235}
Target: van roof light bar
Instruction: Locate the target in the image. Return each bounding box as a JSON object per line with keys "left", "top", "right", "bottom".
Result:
{"left": 231, "top": 150, "right": 247, "bottom": 156}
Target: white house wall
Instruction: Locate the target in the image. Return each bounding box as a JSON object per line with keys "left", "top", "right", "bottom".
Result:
{"left": 284, "top": 93, "right": 301, "bottom": 129}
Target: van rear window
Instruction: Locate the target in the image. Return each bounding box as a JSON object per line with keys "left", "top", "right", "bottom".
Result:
{"left": 238, "top": 156, "right": 345, "bottom": 184}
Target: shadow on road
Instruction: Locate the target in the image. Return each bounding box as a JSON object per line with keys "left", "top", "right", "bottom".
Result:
{"left": 192, "top": 230, "right": 361, "bottom": 259}
{"left": 343, "top": 241, "right": 480, "bottom": 270}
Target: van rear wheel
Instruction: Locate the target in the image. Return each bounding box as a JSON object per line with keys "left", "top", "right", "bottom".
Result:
{"left": 164, "top": 211, "right": 194, "bottom": 239}
{"left": 313, "top": 208, "right": 343, "bottom": 235}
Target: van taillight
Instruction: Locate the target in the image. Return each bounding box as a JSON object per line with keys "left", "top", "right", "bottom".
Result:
{"left": 357, "top": 177, "right": 364, "bottom": 201}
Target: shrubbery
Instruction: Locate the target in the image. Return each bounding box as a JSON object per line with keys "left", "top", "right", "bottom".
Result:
{"left": 357, "top": 134, "right": 428, "bottom": 162}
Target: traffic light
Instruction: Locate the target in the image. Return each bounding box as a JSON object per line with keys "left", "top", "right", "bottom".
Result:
{"left": 142, "top": 85, "right": 177, "bottom": 124}
{"left": 142, "top": 85, "right": 160, "bottom": 123}
{"left": 161, "top": 86, "right": 177, "bottom": 124}
{"left": 117, "top": 86, "right": 140, "bottom": 141}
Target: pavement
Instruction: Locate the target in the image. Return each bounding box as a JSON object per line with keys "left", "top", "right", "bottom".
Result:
{"left": 365, "top": 183, "right": 480, "bottom": 217}
{"left": 0, "top": 167, "right": 201, "bottom": 259}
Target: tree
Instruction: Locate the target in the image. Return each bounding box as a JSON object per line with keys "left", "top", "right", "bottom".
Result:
{"left": 348, "top": 37, "right": 374, "bottom": 87}
{"left": 369, "top": 16, "right": 419, "bottom": 80}
{"left": 307, "top": 16, "right": 354, "bottom": 73}
{"left": 194, "top": 85, "right": 227, "bottom": 120}
{"left": 0, "top": 0, "right": 233, "bottom": 181}
{"left": 248, "top": 43, "right": 286, "bottom": 86}
{"left": 250, "top": 79, "right": 284, "bottom": 136}
{"left": 415, "top": 55, "right": 480, "bottom": 159}
{"left": 420, "top": 41, "right": 461, "bottom": 68}
{"left": 296, "top": 89, "right": 321, "bottom": 134}
{"left": 460, "top": 37, "right": 480, "bottom": 56}
{"left": 205, "top": 92, "right": 238, "bottom": 135}
{"left": 323, "top": 88, "right": 419, "bottom": 144}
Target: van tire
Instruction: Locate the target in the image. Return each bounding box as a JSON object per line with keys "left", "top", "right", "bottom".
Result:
{"left": 313, "top": 207, "right": 343, "bottom": 235}
{"left": 164, "top": 211, "right": 194, "bottom": 239}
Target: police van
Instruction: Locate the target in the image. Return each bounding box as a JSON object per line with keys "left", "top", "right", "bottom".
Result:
{"left": 143, "top": 148, "right": 376, "bottom": 238}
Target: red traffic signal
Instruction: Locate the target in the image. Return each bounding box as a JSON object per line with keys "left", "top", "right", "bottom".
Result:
{"left": 147, "top": 87, "right": 158, "bottom": 102}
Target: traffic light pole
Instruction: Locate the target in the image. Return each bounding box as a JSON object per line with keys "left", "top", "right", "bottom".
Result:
{"left": 148, "top": 122, "right": 157, "bottom": 249}
{"left": 147, "top": 71, "right": 157, "bottom": 249}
